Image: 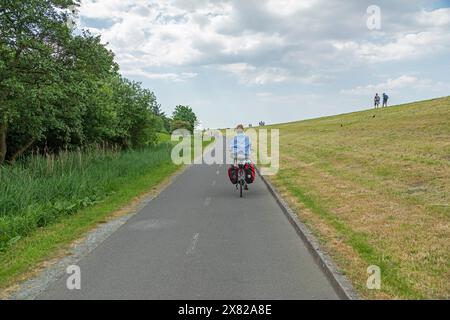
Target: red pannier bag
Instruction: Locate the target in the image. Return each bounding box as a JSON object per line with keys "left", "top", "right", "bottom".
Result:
{"left": 244, "top": 163, "right": 256, "bottom": 184}
{"left": 228, "top": 166, "right": 238, "bottom": 185}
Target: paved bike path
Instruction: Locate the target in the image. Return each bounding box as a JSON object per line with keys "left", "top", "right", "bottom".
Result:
{"left": 38, "top": 143, "right": 339, "bottom": 299}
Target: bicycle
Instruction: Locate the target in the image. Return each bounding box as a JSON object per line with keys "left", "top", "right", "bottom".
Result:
{"left": 232, "top": 154, "right": 249, "bottom": 198}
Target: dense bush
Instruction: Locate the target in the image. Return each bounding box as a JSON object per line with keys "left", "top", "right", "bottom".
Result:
{"left": 171, "top": 120, "right": 192, "bottom": 132}
{"left": 0, "top": 143, "right": 176, "bottom": 250}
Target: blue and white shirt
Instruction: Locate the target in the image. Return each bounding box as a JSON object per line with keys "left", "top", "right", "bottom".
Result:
{"left": 230, "top": 133, "right": 251, "bottom": 157}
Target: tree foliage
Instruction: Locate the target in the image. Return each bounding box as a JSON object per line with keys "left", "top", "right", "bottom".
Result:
{"left": 172, "top": 105, "right": 197, "bottom": 132}
{"left": 0, "top": 0, "right": 198, "bottom": 165}
{"left": 171, "top": 120, "right": 191, "bottom": 132}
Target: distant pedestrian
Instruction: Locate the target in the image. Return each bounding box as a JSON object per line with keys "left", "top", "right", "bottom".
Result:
{"left": 374, "top": 93, "right": 380, "bottom": 109}
{"left": 382, "top": 93, "right": 389, "bottom": 107}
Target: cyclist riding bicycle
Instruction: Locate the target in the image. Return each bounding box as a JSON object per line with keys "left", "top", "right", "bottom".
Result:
{"left": 230, "top": 124, "right": 252, "bottom": 190}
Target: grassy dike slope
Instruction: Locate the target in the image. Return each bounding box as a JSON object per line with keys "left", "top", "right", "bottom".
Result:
{"left": 267, "top": 96, "right": 449, "bottom": 299}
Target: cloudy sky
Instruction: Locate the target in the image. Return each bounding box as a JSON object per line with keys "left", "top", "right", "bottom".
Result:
{"left": 76, "top": 0, "right": 450, "bottom": 128}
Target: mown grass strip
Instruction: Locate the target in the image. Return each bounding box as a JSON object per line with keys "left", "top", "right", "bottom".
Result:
{"left": 277, "top": 173, "right": 424, "bottom": 299}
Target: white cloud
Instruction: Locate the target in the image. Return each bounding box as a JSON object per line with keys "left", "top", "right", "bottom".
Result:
{"left": 265, "top": 0, "right": 318, "bottom": 16}
{"left": 218, "top": 63, "right": 291, "bottom": 85}
{"left": 333, "top": 31, "right": 450, "bottom": 63}
{"left": 341, "top": 75, "right": 450, "bottom": 95}
{"left": 75, "top": 0, "right": 450, "bottom": 98}
{"left": 330, "top": 7, "right": 450, "bottom": 63}
{"left": 417, "top": 8, "right": 450, "bottom": 27}
{"left": 79, "top": 0, "right": 132, "bottom": 20}
{"left": 122, "top": 68, "right": 198, "bottom": 82}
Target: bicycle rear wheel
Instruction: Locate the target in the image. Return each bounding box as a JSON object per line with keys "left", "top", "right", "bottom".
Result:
{"left": 239, "top": 180, "right": 243, "bottom": 198}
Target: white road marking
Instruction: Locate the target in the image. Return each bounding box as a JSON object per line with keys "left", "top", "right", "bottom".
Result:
{"left": 186, "top": 233, "right": 200, "bottom": 255}
{"left": 216, "top": 170, "right": 220, "bottom": 175}
{"left": 204, "top": 197, "right": 211, "bottom": 207}
{"left": 211, "top": 180, "right": 216, "bottom": 187}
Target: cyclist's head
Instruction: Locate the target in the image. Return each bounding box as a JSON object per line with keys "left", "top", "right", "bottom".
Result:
{"left": 236, "top": 124, "right": 244, "bottom": 133}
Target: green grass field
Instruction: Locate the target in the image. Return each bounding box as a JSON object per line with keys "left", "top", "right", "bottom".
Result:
{"left": 266, "top": 96, "right": 450, "bottom": 299}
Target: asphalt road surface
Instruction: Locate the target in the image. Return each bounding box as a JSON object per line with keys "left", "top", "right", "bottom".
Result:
{"left": 38, "top": 142, "right": 339, "bottom": 300}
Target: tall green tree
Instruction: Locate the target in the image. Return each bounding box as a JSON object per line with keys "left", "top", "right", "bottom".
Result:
{"left": 42, "top": 32, "right": 118, "bottom": 152}
{"left": 0, "top": 0, "right": 79, "bottom": 163}
{"left": 161, "top": 114, "right": 172, "bottom": 133}
{"left": 172, "top": 105, "right": 197, "bottom": 132}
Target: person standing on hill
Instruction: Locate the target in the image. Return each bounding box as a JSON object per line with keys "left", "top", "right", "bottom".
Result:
{"left": 382, "top": 93, "right": 389, "bottom": 107}
{"left": 374, "top": 93, "right": 381, "bottom": 109}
